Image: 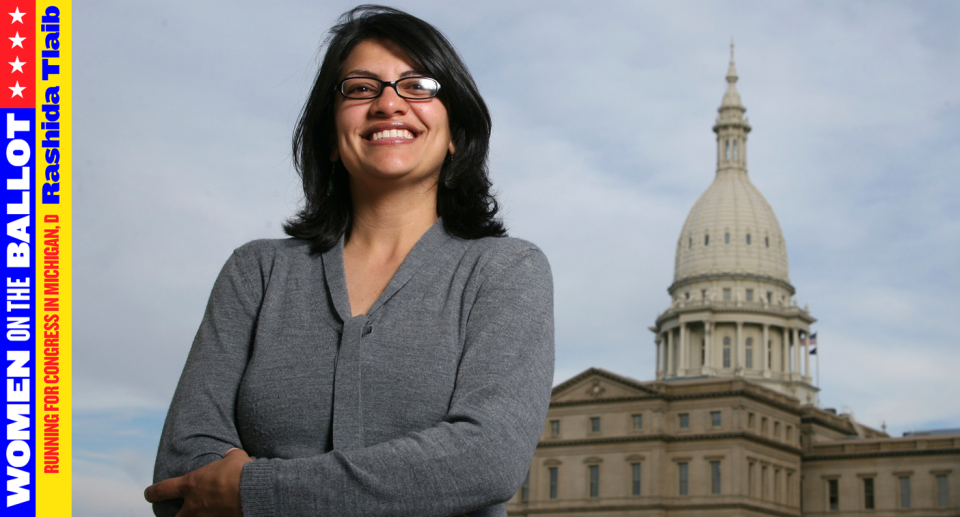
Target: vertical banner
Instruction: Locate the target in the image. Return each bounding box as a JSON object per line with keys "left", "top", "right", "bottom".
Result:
{"left": 0, "top": 0, "right": 69, "bottom": 515}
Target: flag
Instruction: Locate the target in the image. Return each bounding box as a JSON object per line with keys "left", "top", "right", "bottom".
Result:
{"left": 809, "top": 332, "right": 817, "bottom": 354}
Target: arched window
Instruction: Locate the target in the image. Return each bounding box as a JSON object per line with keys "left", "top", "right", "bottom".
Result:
{"left": 725, "top": 140, "right": 730, "bottom": 160}
{"left": 745, "top": 338, "right": 753, "bottom": 369}
{"left": 705, "top": 234, "right": 710, "bottom": 246}
{"left": 732, "top": 140, "right": 738, "bottom": 160}
{"left": 724, "top": 232, "right": 730, "bottom": 244}
{"left": 765, "top": 236, "right": 770, "bottom": 247}
{"left": 689, "top": 237, "right": 692, "bottom": 249}
{"left": 746, "top": 233, "right": 751, "bottom": 245}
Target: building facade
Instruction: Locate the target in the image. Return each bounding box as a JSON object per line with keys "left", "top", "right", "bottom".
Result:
{"left": 507, "top": 49, "right": 959, "bottom": 517}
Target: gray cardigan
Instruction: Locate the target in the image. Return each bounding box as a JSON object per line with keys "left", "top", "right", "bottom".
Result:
{"left": 152, "top": 221, "right": 554, "bottom": 517}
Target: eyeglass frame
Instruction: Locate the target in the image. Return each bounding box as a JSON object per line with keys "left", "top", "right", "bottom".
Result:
{"left": 335, "top": 76, "right": 442, "bottom": 100}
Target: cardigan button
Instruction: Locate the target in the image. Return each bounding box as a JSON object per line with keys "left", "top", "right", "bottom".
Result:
{"left": 362, "top": 325, "right": 372, "bottom": 336}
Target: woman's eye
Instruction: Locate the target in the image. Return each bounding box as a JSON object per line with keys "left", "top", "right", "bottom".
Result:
{"left": 348, "top": 84, "right": 373, "bottom": 93}
{"left": 343, "top": 79, "right": 379, "bottom": 96}
{"left": 400, "top": 79, "right": 437, "bottom": 97}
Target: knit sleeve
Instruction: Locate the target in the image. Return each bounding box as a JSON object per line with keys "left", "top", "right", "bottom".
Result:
{"left": 151, "top": 247, "right": 264, "bottom": 517}
{"left": 239, "top": 246, "right": 555, "bottom": 517}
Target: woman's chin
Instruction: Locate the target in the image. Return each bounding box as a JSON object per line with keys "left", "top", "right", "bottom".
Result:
{"left": 352, "top": 163, "right": 442, "bottom": 185}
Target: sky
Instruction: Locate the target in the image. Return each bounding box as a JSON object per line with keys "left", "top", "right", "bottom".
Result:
{"left": 72, "top": 1, "right": 960, "bottom": 515}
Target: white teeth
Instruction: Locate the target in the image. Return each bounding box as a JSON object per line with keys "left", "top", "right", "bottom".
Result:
{"left": 371, "top": 129, "right": 415, "bottom": 140}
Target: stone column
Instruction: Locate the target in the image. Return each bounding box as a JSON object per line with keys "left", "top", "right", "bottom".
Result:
{"left": 735, "top": 321, "right": 743, "bottom": 374}
{"left": 678, "top": 322, "right": 687, "bottom": 377}
{"left": 803, "top": 331, "right": 811, "bottom": 380}
{"left": 655, "top": 337, "right": 662, "bottom": 379}
{"left": 703, "top": 321, "right": 713, "bottom": 374}
{"left": 665, "top": 330, "right": 673, "bottom": 377}
{"left": 781, "top": 327, "right": 788, "bottom": 373}
{"left": 791, "top": 327, "right": 800, "bottom": 376}
{"left": 660, "top": 337, "right": 666, "bottom": 377}
{"left": 762, "top": 324, "right": 770, "bottom": 378}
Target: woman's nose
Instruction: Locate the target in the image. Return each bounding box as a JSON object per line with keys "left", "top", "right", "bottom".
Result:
{"left": 370, "top": 86, "right": 408, "bottom": 116}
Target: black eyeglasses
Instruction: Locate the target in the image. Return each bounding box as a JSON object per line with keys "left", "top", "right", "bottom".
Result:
{"left": 337, "top": 76, "right": 441, "bottom": 100}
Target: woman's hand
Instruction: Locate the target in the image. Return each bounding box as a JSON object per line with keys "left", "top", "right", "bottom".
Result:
{"left": 144, "top": 448, "right": 253, "bottom": 517}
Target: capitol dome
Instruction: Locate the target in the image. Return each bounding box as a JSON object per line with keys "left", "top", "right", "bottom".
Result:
{"left": 674, "top": 165, "right": 790, "bottom": 284}
{"left": 672, "top": 48, "right": 790, "bottom": 290}
{"left": 653, "top": 45, "right": 814, "bottom": 402}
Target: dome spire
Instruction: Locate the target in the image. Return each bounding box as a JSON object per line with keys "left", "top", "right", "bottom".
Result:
{"left": 714, "top": 41, "right": 751, "bottom": 173}
{"left": 722, "top": 39, "right": 742, "bottom": 108}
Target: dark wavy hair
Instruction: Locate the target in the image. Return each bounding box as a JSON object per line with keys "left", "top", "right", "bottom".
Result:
{"left": 283, "top": 5, "right": 506, "bottom": 253}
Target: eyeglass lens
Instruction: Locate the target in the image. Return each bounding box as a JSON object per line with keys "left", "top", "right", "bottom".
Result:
{"left": 340, "top": 77, "right": 440, "bottom": 99}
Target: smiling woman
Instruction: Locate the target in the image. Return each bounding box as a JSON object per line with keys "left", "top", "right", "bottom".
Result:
{"left": 145, "top": 5, "right": 554, "bottom": 517}
{"left": 285, "top": 4, "right": 505, "bottom": 254}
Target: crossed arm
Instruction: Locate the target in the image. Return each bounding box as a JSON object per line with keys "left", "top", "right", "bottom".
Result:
{"left": 147, "top": 245, "right": 554, "bottom": 517}
{"left": 145, "top": 448, "right": 251, "bottom": 517}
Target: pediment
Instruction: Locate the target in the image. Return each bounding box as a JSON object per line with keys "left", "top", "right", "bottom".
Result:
{"left": 551, "top": 368, "right": 660, "bottom": 403}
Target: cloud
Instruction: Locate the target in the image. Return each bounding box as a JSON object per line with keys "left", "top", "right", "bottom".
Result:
{"left": 73, "top": 409, "right": 165, "bottom": 516}
{"left": 74, "top": 466, "right": 154, "bottom": 517}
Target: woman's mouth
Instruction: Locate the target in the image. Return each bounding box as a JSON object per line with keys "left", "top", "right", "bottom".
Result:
{"left": 369, "top": 129, "right": 415, "bottom": 141}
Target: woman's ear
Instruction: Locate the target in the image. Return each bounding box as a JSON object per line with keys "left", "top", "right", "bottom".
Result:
{"left": 448, "top": 141, "right": 456, "bottom": 155}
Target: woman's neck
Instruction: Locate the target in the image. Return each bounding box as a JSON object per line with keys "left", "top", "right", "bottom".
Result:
{"left": 346, "top": 177, "right": 439, "bottom": 257}
{"left": 342, "top": 180, "right": 438, "bottom": 317}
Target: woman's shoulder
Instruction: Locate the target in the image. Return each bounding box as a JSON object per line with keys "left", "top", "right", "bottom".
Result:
{"left": 458, "top": 235, "right": 552, "bottom": 283}
{"left": 225, "top": 238, "right": 316, "bottom": 274}
{"left": 464, "top": 234, "right": 544, "bottom": 259}
{"left": 233, "top": 237, "right": 312, "bottom": 256}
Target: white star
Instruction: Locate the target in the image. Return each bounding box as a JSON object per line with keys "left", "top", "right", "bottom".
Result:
{"left": 9, "top": 32, "right": 24, "bottom": 48}
{"left": 8, "top": 8, "right": 25, "bottom": 24}
{"left": 9, "top": 81, "right": 25, "bottom": 98}
{"left": 8, "top": 56, "right": 24, "bottom": 73}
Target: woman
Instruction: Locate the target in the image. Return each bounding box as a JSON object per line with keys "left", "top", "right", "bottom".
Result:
{"left": 146, "top": 6, "right": 554, "bottom": 517}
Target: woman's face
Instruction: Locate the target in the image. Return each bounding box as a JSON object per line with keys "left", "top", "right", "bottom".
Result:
{"left": 332, "top": 39, "right": 454, "bottom": 188}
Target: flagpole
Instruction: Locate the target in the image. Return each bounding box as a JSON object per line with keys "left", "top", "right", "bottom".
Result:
{"left": 813, "top": 332, "right": 820, "bottom": 406}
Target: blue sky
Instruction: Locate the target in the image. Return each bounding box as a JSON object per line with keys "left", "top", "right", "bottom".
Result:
{"left": 73, "top": 1, "right": 960, "bottom": 515}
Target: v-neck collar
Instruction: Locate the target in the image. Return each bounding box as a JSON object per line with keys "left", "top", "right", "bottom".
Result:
{"left": 321, "top": 218, "right": 450, "bottom": 322}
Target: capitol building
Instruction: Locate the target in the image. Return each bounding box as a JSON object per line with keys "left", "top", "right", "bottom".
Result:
{"left": 507, "top": 50, "right": 959, "bottom": 516}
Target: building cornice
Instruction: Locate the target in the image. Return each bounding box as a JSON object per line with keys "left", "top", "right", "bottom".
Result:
{"left": 537, "top": 430, "right": 802, "bottom": 456}
{"left": 551, "top": 386, "right": 805, "bottom": 418}
{"left": 669, "top": 272, "right": 795, "bottom": 295}
{"left": 800, "top": 414, "right": 856, "bottom": 436}
{"left": 804, "top": 447, "right": 960, "bottom": 462}
{"left": 550, "top": 394, "right": 660, "bottom": 408}
{"left": 510, "top": 501, "right": 796, "bottom": 517}
{"left": 655, "top": 302, "right": 816, "bottom": 327}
